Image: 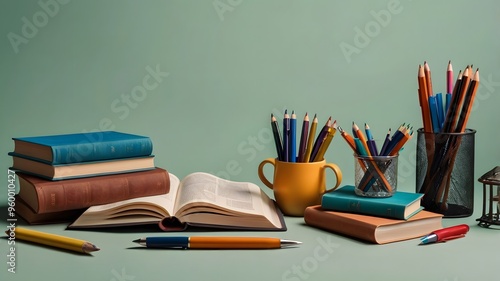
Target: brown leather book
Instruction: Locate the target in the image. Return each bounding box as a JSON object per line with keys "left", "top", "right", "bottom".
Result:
{"left": 16, "top": 167, "right": 170, "bottom": 214}
{"left": 14, "top": 195, "right": 85, "bottom": 224}
{"left": 304, "top": 205, "right": 443, "bottom": 244}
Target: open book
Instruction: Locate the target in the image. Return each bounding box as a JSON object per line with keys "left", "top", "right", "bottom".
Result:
{"left": 68, "top": 172, "right": 286, "bottom": 231}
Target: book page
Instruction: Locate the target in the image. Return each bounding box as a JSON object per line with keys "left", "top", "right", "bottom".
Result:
{"left": 174, "top": 172, "right": 267, "bottom": 216}
{"left": 77, "top": 173, "right": 181, "bottom": 217}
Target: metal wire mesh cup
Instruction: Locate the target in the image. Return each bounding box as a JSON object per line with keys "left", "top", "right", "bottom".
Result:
{"left": 416, "top": 128, "right": 476, "bottom": 218}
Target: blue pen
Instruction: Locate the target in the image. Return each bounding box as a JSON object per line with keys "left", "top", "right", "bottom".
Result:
{"left": 289, "top": 111, "right": 297, "bottom": 162}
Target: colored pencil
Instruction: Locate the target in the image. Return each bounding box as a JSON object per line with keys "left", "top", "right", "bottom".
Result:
{"left": 282, "top": 110, "right": 290, "bottom": 162}
{"left": 443, "top": 66, "right": 470, "bottom": 133}
{"left": 313, "top": 120, "right": 336, "bottom": 162}
{"left": 310, "top": 117, "right": 331, "bottom": 162}
{"left": 418, "top": 65, "right": 433, "bottom": 132}
{"left": 6, "top": 227, "right": 100, "bottom": 254}
{"left": 435, "top": 93, "right": 445, "bottom": 131}
{"left": 303, "top": 114, "right": 318, "bottom": 163}
{"left": 352, "top": 122, "right": 371, "bottom": 156}
{"left": 424, "top": 61, "right": 434, "bottom": 97}
{"left": 289, "top": 111, "right": 297, "bottom": 162}
{"left": 383, "top": 124, "right": 405, "bottom": 156}
{"left": 447, "top": 61, "right": 453, "bottom": 94}
{"left": 379, "top": 128, "right": 391, "bottom": 156}
{"left": 271, "top": 114, "right": 284, "bottom": 161}
{"left": 297, "top": 113, "right": 310, "bottom": 162}
{"left": 337, "top": 125, "right": 357, "bottom": 153}
{"left": 387, "top": 126, "right": 412, "bottom": 156}
{"left": 455, "top": 69, "right": 479, "bottom": 133}
{"left": 365, "top": 123, "right": 378, "bottom": 156}
{"left": 429, "top": 96, "right": 440, "bottom": 133}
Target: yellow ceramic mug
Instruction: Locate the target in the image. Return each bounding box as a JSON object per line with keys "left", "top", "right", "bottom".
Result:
{"left": 258, "top": 158, "right": 342, "bottom": 216}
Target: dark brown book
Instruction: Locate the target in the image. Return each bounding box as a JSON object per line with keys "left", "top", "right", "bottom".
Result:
{"left": 14, "top": 195, "right": 85, "bottom": 224}
{"left": 17, "top": 167, "right": 170, "bottom": 214}
{"left": 304, "top": 205, "right": 443, "bottom": 244}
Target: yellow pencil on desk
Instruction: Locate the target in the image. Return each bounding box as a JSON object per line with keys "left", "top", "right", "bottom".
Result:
{"left": 5, "top": 227, "right": 100, "bottom": 254}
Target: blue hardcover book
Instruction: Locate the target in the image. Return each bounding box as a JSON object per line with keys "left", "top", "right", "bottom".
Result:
{"left": 10, "top": 131, "right": 152, "bottom": 164}
{"left": 321, "top": 185, "right": 424, "bottom": 220}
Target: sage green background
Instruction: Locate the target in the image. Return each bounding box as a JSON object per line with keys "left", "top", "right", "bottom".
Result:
{"left": 1, "top": 1, "right": 499, "bottom": 280}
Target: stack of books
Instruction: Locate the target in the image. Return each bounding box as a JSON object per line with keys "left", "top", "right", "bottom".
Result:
{"left": 9, "top": 131, "right": 170, "bottom": 224}
{"left": 304, "top": 185, "right": 443, "bottom": 244}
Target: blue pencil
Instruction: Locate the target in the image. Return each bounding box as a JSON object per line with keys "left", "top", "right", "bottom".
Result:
{"left": 445, "top": 93, "right": 452, "bottom": 115}
{"left": 289, "top": 111, "right": 297, "bottom": 162}
{"left": 354, "top": 138, "right": 368, "bottom": 156}
{"left": 428, "top": 96, "right": 440, "bottom": 133}
{"left": 379, "top": 128, "right": 391, "bottom": 156}
{"left": 382, "top": 125, "right": 404, "bottom": 156}
{"left": 282, "top": 110, "right": 290, "bottom": 162}
{"left": 435, "top": 93, "right": 445, "bottom": 132}
{"left": 364, "top": 123, "right": 378, "bottom": 156}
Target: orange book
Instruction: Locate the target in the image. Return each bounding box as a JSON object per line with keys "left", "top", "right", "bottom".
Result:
{"left": 304, "top": 205, "right": 443, "bottom": 244}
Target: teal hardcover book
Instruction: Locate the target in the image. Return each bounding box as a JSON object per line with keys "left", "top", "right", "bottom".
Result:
{"left": 321, "top": 185, "right": 424, "bottom": 220}
{"left": 10, "top": 131, "right": 152, "bottom": 164}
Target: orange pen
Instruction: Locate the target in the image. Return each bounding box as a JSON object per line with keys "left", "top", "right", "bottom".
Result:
{"left": 133, "top": 236, "right": 301, "bottom": 249}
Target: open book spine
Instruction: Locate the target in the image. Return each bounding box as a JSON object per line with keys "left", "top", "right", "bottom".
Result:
{"left": 18, "top": 168, "right": 170, "bottom": 214}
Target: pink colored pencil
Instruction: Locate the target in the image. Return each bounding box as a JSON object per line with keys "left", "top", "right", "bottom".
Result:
{"left": 447, "top": 61, "right": 453, "bottom": 94}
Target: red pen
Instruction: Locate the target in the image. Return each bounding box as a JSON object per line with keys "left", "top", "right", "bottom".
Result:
{"left": 419, "top": 224, "right": 470, "bottom": 245}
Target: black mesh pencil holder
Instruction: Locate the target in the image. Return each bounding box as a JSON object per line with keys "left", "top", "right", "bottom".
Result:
{"left": 416, "top": 128, "right": 476, "bottom": 218}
